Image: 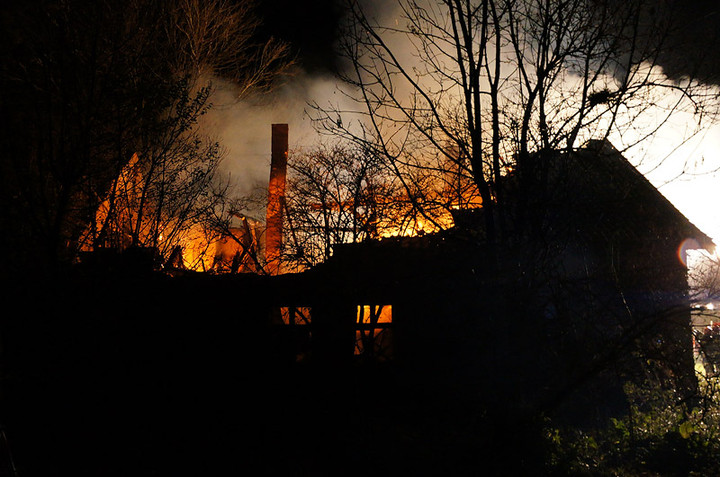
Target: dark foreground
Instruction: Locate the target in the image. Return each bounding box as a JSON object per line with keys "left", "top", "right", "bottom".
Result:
{"left": 2, "top": 271, "right": 546, "bottom": 477}
{"left": 4, "top": 269, "right": 719, "bottom": 476}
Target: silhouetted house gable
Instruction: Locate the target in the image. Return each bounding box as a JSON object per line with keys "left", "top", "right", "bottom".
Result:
{"left": 531, "top": 140, "right": 713, "bottom": 402}
{"left": 559, "top": 139, "right": 712, "bottom": 260}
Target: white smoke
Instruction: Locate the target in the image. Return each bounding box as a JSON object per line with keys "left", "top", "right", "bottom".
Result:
{"left": 200, "top": 0, "right": 720, "bottom": 242}
{"left": 200, "top": 70, "right": 370, "bottom": 206}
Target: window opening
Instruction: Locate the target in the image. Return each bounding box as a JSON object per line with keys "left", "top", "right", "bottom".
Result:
{"left": 355, "top": 304, "right": 393, "bottom": 361}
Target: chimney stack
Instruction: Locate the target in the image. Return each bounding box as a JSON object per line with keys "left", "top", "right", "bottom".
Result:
{"left": 266, "top": 124, "right": 288, "bottom": 275}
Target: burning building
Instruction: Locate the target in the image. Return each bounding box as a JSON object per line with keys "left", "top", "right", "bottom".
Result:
{"left": 253, "top": 139, "right": 714, "bottom": 426}
{"left": 77, "top": 125, "right": 291, "bottom": 275}
{"left": 75, "top": 124, "right": 714, "bottom": 415}
{"left": 8, "top": 132, "right": 716, "bottom": 477}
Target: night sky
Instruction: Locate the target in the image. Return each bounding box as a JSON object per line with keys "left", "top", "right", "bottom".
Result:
{"left": 253, "top": 0, "right": 347, "bottom": 75}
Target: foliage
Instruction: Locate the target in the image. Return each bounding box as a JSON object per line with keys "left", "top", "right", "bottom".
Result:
{"left": 544, "top": 379, "right": 720, "bottom": 476}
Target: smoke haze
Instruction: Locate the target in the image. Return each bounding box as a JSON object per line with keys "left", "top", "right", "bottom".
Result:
{"left": 211, "top": 0, "right": 720, "bottom": 234}
{"left": 206, "top": 0, "right": 403, "bottom": 199}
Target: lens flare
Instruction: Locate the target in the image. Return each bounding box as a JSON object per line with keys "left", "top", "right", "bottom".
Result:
{"left": 677, "top": 238, "right": 701, "bottom": 267}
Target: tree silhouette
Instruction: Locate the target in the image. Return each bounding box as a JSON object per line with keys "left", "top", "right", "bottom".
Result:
{"left": 0, "top": 0, "right": 291, "bottom": 276}
{"left": 312, "top": 0, "right": 718, "bottom": 252}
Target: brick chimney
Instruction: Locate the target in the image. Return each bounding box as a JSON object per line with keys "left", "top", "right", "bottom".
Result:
{"left": 265, "top": 124, "right": 288, "bottom": 275}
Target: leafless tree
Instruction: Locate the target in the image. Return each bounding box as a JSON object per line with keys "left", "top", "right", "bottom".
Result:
{"left": 311, "top": 0, "right": 718, "bottom": 251}
{"left": 281, "top": 143, "right": 397, "bottom": 270}
{"left": 303, "top": 0, "right": 720, "bottom": 439}
{"left": 0, "top": 0, "right": 292, "bottom": 274}
{"left": 163, "top": 0, "right": 291, "bottom": 94}
{"left": 281, "top": 139, "right": 488, "bottom": 271}
{"left": 201, "top": 182, "right": 267, "bottom": 274}
{"left": 79, "top": 81, "right": 238, "bottom": 273}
